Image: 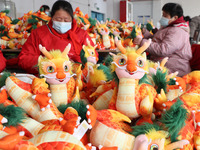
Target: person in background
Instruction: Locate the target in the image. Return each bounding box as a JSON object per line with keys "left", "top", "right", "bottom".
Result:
{"left": 184, "top": 16, "right": 191, "bottom": 24}
{"left": 189, "top": 15, "right": 200, "bottom": 40}
{"left": 40, "top": 5, "right": 50, "bottom": 16}
{"left": 0, "top": 51, "right": 6, "bottom": 72}
{"left": 134, "top": 3, "right": 192, "bottom": 77}
{"left": 18, "top": 0, "right": 96, "bottom": 74}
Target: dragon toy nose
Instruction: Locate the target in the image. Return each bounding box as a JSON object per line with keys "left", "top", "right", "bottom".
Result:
{"left": 56, "top": 71, "right": 66, "bottom": 79}
{"left": 127, "top": 63, "right": 137, "bottom": 72}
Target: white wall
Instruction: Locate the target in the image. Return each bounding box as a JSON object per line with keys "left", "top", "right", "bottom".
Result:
{"left": 12, "top": 0, "right": 107, "bottom": 20}
{"left": 68, "top": 0, "right": 89, "bottom": 15}
{"left": 12, "top": 0, "right": 55, "bottom": 18}
{"left": 90, "top": 0, "right": 107, "bottom": 14}
{"left": 106, "top": 0, "right": 120, "bottom": 21}
{"left": 161, "top": 0, "right": 200, "bottom": 18}
{"left": 132, "top": 1, "right": 153, "bottom": 23}
{"left": 152, "top": 0, "right": 162, "bottom": 28}
{"left": 131, "top": 0, "right": 200, "bottom": 28}
{"left": 132, "top": 0, "right": 161, "bottom": 28}
{"left": 106, "top": 0, "right": 161, "bottom": 26}
{"left": 9, "top": 0, "right": 200, "bottom": 23}
{"left": 70, "top": 0, "right": 108, "bottom": 20}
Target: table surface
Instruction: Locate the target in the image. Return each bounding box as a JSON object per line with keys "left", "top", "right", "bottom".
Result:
{"left": 1, "top": 49, "right": 21, "bottom": 53}
{"left": 2, "top": 49, "right": 119, "bottom": 53}
{"left": 1, "top": 48, "right": 120, "bottom": 73}
{"left": 96, "top": 49, "right": 119, "bottom": 53}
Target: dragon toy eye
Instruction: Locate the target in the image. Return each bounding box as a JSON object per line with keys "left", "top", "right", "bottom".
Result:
{"left": 64, "top": 65, "right": 69, "bottom": 72}
{"left": 90, "top": 51, "right": 94, "bottom": 56}
{"left": 150, "top": 144, "right": 159, "bottom": 150}
{"left": 118, "top": 58, "right": 126, "bottom": 66}
{"left": 47, "top": 66, "right": 55, "bottom": 73}
{"left": 137, "top": 59, "right": 144, "bottom": 67}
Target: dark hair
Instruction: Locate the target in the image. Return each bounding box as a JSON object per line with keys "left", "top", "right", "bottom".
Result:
{"left": 40, "top": 5, "right": 50, "bottom": 12}
{"left": 184, "top": 16, "right": 191, "bottom": 22}
{"left": 162, "top": 3, "right": 183, "bottom": 18}
{"left": 50, "top": 0, "right": 73, "bottom": 19}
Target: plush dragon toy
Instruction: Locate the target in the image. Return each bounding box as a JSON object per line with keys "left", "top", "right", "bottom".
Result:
{"left": 38, "top": 44, "right": 77, "bottom": 107}
{"left": 92, "top": 37, "right": 157, "bottom": 122}
{"left": 0, "top": 45, "right": 101, "bottom": 149}
{"left": 95, "top": 20, "right": 116, "bottom": 50}
{"left": 89, "top": 100, "right": 190, "bottom": 150}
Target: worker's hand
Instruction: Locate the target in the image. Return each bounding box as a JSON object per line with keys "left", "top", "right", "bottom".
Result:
{"left": 134, "top": 35, "right": 143, "bottom": 45}
{"left": 141, "top": 28, "right": 146, "bottom": 34}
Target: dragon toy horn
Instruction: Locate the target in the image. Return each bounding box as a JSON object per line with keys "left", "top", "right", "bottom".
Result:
{"left": 39, "top": 44, "right": 53, "bottom": 59}
{"left": 62, "top": 43, "right": 71, "bottom": 56}
{"left": 94, "top": 45, "right": 98, "bottom": 49}
{"left": 160, "top": 57, "right": 169, "bottom": 68}
{"left": 136, "top": 39, "right": 151, "bottom": 55}
{"left": 86, "top": 38, "right": 91, "bottom": 47}
{"left": 105, "top": 20, "right": 108, "bottom": 26}
{"left": 115, "top": 36, "right": 126, "bottom": 54}
{"left": 96, "top": 20, "right": 101, "bottom": 27}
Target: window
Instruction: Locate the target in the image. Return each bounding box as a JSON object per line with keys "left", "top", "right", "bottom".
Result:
{"left": 91, "top": 11, "right": 104, "bottom": 22}
{"left": 137, "top": 15, "right": 151, "bottom": 25}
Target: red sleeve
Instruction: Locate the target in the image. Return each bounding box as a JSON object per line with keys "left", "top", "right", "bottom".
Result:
{"left": 190, "top": 44, "right": 200, "bottom": 70}
{"left": 0, "top": 51, "right": 6, "bottom": 72}
{"left": 18, "top": 30, "right": 41, "bottom": 74}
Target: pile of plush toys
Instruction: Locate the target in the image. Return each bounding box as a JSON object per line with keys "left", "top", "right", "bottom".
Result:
{"left": 0, "top": 34, "right": 200, "bottom": 149}
{"left": 0, "top": 7, "right": 155, "bottom": 50}
{"left": 0, "top": 7, "right": 200, "bottom": 150}
{"left": 73, "top": 7, "right": 154, "bottom": 50}
{"left": 0, "top": 8, "right": 50, "bottom": 50}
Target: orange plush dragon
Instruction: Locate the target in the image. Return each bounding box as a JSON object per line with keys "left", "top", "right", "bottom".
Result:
{"left": 152, "top": 71, "right": 200, "bottom": 149}
{"left": 0, "top": 42, "right": 155, "bottom": 150}
{"left": 0, "top": 36, "right": 197, "bottom": 149}
{"left": 37, "top": 44, "right": 77, "bottom": 107}
{"left": 92, "top": 37, "right": 157, "bottom": 122}
{"left": 0, "top": 45, "right": 99, "bottom": 149}
{"left": 95, "top": 20, "right": 116, "bottom": 50}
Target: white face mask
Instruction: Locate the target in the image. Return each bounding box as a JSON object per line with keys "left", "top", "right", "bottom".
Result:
{"left": 159, "top": 16, "right": 170, "bottom": 27}
{"left": 52, "top": 21, "right": 72, "bottom": 34}
{"left": 45, "top": 11, "right": 50, "bottom": 16}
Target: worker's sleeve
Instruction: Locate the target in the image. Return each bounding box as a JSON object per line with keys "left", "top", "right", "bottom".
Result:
{"left": 18, "top": 30, "right": 41, "bottom": 74}
{"left": 0, "top": 51, "right": 6, "bottom": 72}
{"left": 141, "top": 28, "right": 181, "bottom": 57}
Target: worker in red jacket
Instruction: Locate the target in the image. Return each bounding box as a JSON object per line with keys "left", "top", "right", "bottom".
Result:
{"left": 18, "top": 0, "right": 96, "bottom": 74}
{"left": 0, "top": 51, "right": 6, "bottom": 72}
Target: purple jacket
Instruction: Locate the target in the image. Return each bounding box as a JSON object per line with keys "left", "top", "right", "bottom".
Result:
{"left": 141, "top": 25, "right": 192, "bottom": 77}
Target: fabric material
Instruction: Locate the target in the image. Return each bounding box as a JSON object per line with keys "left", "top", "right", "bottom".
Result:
{"left": 168, "top": 16, "right": 187, "bottom": 27}
{"left": 167, "top": 16, "right": 189, "bottom": 33}
{"left": 141, "top": 16, "right": 192, "bottom": 77}
{"left": 52, "top": 20, "right": 72, "bottom": 34}
{"left": 190, "top": 44, "right": 200, "bottom": 71}
{"left": 160, "top": 16, "right": 170, "bottom": 27}
{"left": 6, "top": 58, "right": 18, "bottom": 66}
{"left": 0, "top": 51, "right": 6, "bottom": 72}
{"left": 48, "top": 19, "right": 83, "bottom": 56}
{"left": 18, "top": 19, "right": 96, "bottom": 74}
{"left": 189, "top": 15, "right": 200, "bottom": 38}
